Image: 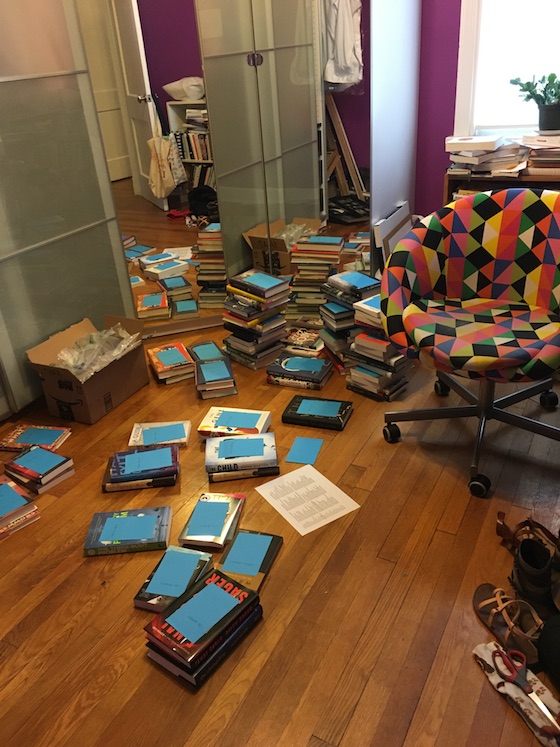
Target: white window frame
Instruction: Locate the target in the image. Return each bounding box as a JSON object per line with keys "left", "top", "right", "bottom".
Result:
{"left": 453, "top": 0, "right": 482, "bottom": 136}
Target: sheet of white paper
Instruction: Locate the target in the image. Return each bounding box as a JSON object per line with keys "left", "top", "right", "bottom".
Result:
{"left": 255, "top": 465, "right": 359, "bottom": 536}
{"left": 165, "top": 246, "right": 192, "bottom": 261}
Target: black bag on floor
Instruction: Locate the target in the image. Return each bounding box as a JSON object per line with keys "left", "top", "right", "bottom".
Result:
{"left": 188, "top": 186, "right": 219, "bottom": 222}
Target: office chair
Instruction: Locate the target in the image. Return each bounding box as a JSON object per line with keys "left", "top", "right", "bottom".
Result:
{"left": 380, "top": 188, "right": 560, "bottom": 498}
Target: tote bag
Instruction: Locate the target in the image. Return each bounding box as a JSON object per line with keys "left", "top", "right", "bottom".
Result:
{"left": 147, "top": 114, "right": 176, "bottom": 199}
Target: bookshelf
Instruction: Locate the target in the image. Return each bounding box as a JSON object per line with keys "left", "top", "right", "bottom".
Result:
{"left": 443, "top": 171, "right": 560, "bottom": 204}
{"left": 166, "top": 99, "right": 215, "bottom": 192}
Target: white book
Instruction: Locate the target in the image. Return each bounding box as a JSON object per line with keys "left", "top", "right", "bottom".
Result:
{"left": 445, "top": 134, "right": 506, "bottom": 153}
{"left": 138, "top": 252, "right": 179, "bottom": 269}
{"left": 144, "top": 260, "right": 190, "bottom": 280}
{"left": 128, "top": 421, "right": 191, "bottom": 448}
{"left": 197, "top": 406, "right": 272, "bottom": 440}
{"left": 205, "top": 432, "right": 278, "bottom": 473}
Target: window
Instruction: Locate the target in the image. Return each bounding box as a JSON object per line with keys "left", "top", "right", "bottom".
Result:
{"left": 454, "top": 0, "right": 560, "bottom": 136}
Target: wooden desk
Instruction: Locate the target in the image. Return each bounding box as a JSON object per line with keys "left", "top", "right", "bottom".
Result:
{"left": 443, "top": 171, "right": 560, "bottom": 204}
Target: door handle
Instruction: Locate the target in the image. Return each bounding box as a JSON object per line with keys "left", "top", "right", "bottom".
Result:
{"left": 137, "top": 94, "right": 151, "bottom": 103}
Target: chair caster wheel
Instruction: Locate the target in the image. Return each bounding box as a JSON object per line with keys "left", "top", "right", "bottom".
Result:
{"left": 469, "top": 474, "right": 491, "bottom": 498}
{"left": 434, "top": 379, "right": 450, "bottom": 397}
{"left": 383, "top": 423, "right": 401, "bottom": 444}
{"left": 540, "top": 391, "right": 558, "bottom": 409}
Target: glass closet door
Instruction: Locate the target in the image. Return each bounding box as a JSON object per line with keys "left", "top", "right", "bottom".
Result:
{"left": 195, "top": 0, "right": 320, "bottom": 276}
{"left": 0, "top": 1, "right": 133, "bottom": 414}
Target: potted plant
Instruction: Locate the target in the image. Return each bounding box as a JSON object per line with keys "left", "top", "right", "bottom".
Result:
{"left": 510, "top": 74, "right": 560, "bottom": 132}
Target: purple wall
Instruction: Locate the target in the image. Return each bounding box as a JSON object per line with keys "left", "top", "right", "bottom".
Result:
{"left": 415, "top": 0, "right": 461, "bottom": 215}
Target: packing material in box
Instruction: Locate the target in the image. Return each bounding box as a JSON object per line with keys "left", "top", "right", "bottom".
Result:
{"left": 243, "top": 217, "right": 322, "bottom": 276}
{"left": 26, "top": 317, "right": 149, "bottom": 424}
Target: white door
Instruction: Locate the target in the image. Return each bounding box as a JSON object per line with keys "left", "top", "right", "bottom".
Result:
{"left": 109, "top": 0, "right": 168, "bottom": 209}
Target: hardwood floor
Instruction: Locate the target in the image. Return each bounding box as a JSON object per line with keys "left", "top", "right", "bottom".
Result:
{"left": 1, "top": 179, "right": 556, "bottom": 746}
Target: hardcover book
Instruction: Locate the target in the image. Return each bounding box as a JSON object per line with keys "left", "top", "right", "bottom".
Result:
{"left": 228, "top": 269, "right": 290, "bottom": 299}
{"left": 187, "top": 340, "right": 225, "bottom": 363}
{"left": 0, "top": 423, "right": 72, "bottom": 452}
{"left": 101, "top": 458, "right": 178, "bottom": 493}
{"left": 84, "top": 506, "right": 172, "bottom": 556}
{"left": 0, "top": 477, "right": 39, "bottom": 532}
{"left": 128, "top": 421, "right": 191, "bottom": 448}
{"left": 195, "top": 357, "right": 235, "bottom": 391}
{"left": 207, "top": 465, "right": 280, "bottom": 483}
{"left": 178, "top": 492, "right": 245, "bottom": 550}
{"left": 134, "top": 546, "right": 212, "bottom": 611}
{"left": 281, "top": 395, "right": 354, "bottom": 431}
{"left": 136, "top": 292, "right": 171, "bottom": 319}
{"left": 109, "top": 444, "right": 180, "bottom": 483}
{"left": 205, "top": 433, "right": 278, "bottom": 474}
{"left": 138, "top": 252, "right": 179, "bottom": 269}
{"left": 143, "top": 568, "right": 260, "bottom": 672}
{"left": 327, "top": 271, "right": 380, "bottom": 297}
{"left": 216, "top": 530, "right": 283, "bottom": 591}
{"left": 266, "top": 354, "right": 333, "bottom": 384}
{"left": 146, "top": 342, "right": 195, "bottom": 379}
{"left": 197, "top": 407, "right": 271, "bottom": 439}
{"left": 3, "top": 446, "right": 74, "bottom": 485}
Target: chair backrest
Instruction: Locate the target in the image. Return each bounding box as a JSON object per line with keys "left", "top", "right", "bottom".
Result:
{"left": 381, "top": 188, "right": 560, "bottom": 354}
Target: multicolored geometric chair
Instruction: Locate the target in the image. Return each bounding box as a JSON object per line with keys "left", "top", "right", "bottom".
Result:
{"left": 380, "top": 188, "right": 560, "bottom": 497}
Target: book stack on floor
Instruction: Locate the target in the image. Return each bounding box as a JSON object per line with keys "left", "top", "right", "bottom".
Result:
{"left": 445, "top": 135, "right": 528, "bottom": 178}
{"left": 138, "top": 251, "right": 180, "bottom": 272}
{"left": 147, "top": 341, "right": 195, "bottom": 384}
{"left": 134, "top": 546, "right": 213, "bottom": 611}
{"left": 144, "top": 258, "right": 191, "bottom": 282}
{"left": 144, "top": 567, "right": 262, "bottom": 688}
{"left": 346, "top": 294, "right": 410, "bottom": 401}
{"left": 197, "top": 406, "right": 271, "bottom": 440}
{"left": 194, "top": 355, "right": 237, "bottom": 400}
{"left": 136, "top": 291, "right": 171, "bottom": 320}
{"left": 266, "top": 352, "right": 334, "bottom": 390}
{"left": 158, "top": 275, "right": 193, "bottom": 302}
{"left": 0, "top": 423, "right": 71, "bottom": 452}
{"left": 121, "top": 233, "right": 137, "bottom": 249}
{"left": 101, "top": 444, "right": 180, "bottom": 492}
{"left": 522, "top": 133, "right": 560, "bottom": 175}
{"left": 84, "top": 505, "right": 172, "bottom": 555}
{"left": 204, "top": 432, "right": 279, "bottom": 482}
{"left": 285, "top": 234, "right": 344, "bottom": 323}
{"left": 124, "top": 244, "right": 155, "bottom": 264}
{"left": 3, "top": 446, "right": 75, "bottom": 495}
{"left": 318, "top": 327, "right": 356, "bottom": 375}
{"left": 0, "top": 476, "right": 40, "bottom": 538}
{"left": 192, "top": 223, "right": 228, "bottom": 308}
{"left": 222, "top": 270, "right": 291, "bottom": 369}
{"left": 178, "top": 492, "right": 245, "bottom": 550}
{"left": 283, "top": 326, "right": 325, "bottom": 358}
{"left": 128, "top": 421, "right": 191, "bottom": 448}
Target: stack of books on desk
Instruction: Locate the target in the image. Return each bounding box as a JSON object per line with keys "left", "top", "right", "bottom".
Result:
{"left": 192, "top": 223, "right": 227, "bottom": 308}
{"left": 445, "top": 135, "right": 528, "bottom": 177}
{"left": 144, "top": 568, "right": 262, "bottom": 688}
{"left": 204, "top": 432, "right": 279, "bottom": 482}
{"left": 147, "top": 341, "right": 195, "bottom": 384}
{"left": 3, "top": 446, "right": 75, "bottom": 495}
{"left": 522, "top": 134, "right": 560, "bottom": 174}
{"left": 266, "top": 352, "right": 334, "bottom": 390}
{"left": 0, "top": 476, "right": 40, "bottom": 538}
{"left": 223, "top": 270, "right": 290, "bottom": 369}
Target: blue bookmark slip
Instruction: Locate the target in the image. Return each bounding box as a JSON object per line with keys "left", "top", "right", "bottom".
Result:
{"left": 341, "top": 271, "right": 375, "bottom": 288}
{"left": 218, "top": 438, "right": 264, "bottom": 459}
{"left": 215, "top": 411, "right": 260, "bottom": 429}
{"left": 175, "top": 300, "right": 197, "bottom": 313}
{"left": 296, "top": 399, "right": 341, "bottom": 417}
{"left": 0, "top": 483, "right": 28, "bottom": 516}
{"left": 14, "top": 427, "right": 65, "bottom": 446}
{"left": 187, "top": 501, "right": 229, "bottom": 537}
{"left": 100, "top": 514, "right": 157, "bottom": 542}
{"left": 194, "top": 342, "right": 222, "bottom": 360}
{"left": 142, "top": 423, "right": 186, "bottom": 445}
{"left": 153, "top": 261, "right": 181, "bottom": 271}
{"left": 164, "top": 276, "right": 186, "bottom": 288}
{"left": 247, "top": 272, "right": 281, "bottom": 290}
{"left": 156, "top": 348, "right": 188, "bottom": 367}
{"left": 14, "top": 448, "right": 65, "bottom": 474}
{"left": 201, "top": 360, "right": 230, "bottom": 382}
{"left": 141, "top": 293, "right": 164, "bottom": 308}
{"left": 283, "top": 357, "right": 325, "bottom": 372}
{"left": 123, "top": 446, "right": 173, "bottom": 475}
{"left": 285, "top": 437, "right": 323, "bottom": 465}
{"left": 221, "top": 532, "right": 273, "bottom": 576}
{"left": 146, "top": 548, "right": 200, "bottom": 596}
{"left": 166, "top": 582, "right": 238, "bottom": 642}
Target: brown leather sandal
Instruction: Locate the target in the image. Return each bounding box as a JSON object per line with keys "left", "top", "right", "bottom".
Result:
{"left": 473, "top": 583, "right": 544, "bottom": 670}
{"left": 496, "top": 511, "right": 557, "bottom": 556}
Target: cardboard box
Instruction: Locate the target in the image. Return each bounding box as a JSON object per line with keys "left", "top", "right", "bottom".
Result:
{"left": 26, "top": 317, "right": 149, "bottom": 424}
{"left": 243, "top": 217, "right": 322, "bottom": 276}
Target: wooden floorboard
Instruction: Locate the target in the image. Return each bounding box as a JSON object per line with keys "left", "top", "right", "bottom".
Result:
{"left": 0, "top": 179, "right": 552, "bottom": 746}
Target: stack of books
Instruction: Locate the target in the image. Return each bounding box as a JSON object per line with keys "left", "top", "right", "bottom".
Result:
{"left": 157, "top": 276, "right": 193, "bottom": 302}
{"left": 445, "top": 135, "right": 528, "bottom": 178}
{"left": 171, "top": 299, "right": 199, "bottom": 319}
{"left": 0, "top": 423, "right": 71, "bottom": 452}
{"left": 322, "top": 270, "right": 380, "bottom": 307}
{"left": 128, "top": 420, "right": 191, "bottom": 448}
{"left": 84, "top": 506, "right": 172, "bottom": 555}
{"left": 319, "top": 301, "right": 356, "bottom": 333}
{"left": 222, "top": 270, "right": 291, "bottom": 369}
{"left": 283, "top": 327, "right": 324, "bottom": 357}
{"left": 144, "top": 567, "right": 262, "bottom": 688}
{"left": 178, "top": 492, "right": 245, "bottom": 550}
{"left": 138, "top": 251, "right": 180, "bottom": 271}
{"left": 144, "top": 258, "right": 191, "bottom": 282}
{"left": 281, "top": 394, "right": 353, "bottom": 431}
{"left": 522, "top": 133, "right": 560, "bottom": 175}
{"left": 0, "top": 476, "right": 40, "bottom": 538}
{"left": 101, "top": 444, "right": 180, "bottom": 492}
{"left": 194, "top": 356, "right": 237, "bottom": 400}
{"left": 124, "top": 244, "right": 155, "bottom": 263}
{"left": 147, "top": 341, "right": 196, "bottom": 384}
{"left": 121, "top": 233, "right": 137, "bottom": 249}
{"left": 318, "top": 327, "right": 358, "bottom": 374}
{"left": 286, "top": 234, "right": 344, "bottom": 323}
{"left": 196, "top": 406, "right": 271, "bottom": 440}
{"left": 204, "top": 432, "right": 279, "bottom": 482}
{"left": 3, "top": 446, "right": 75, "bottom": 495}
{"left": 266, "top": 352, "right": 334, "bottom": 390}
{"left": 136, "top": 292, "right": 171, "bottom": 320}
{"left": 192, "top": 223, "right": 227, "bottom": 308}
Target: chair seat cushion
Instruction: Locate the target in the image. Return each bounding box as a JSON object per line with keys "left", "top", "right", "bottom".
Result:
{"left": 402, "top": 298, "right": 560, "bottom": 381}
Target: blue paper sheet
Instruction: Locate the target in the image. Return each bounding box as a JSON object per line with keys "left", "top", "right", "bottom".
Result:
{"left": 296, "top": 399, "right": 341, "bottom": 417}
{"left": 142, "top": 424, "right": 185, "bottom": 445}
{"left": 164, "top": 276, "right": 186, "bottom": 288}
{"left": 218, "top": 438, "right": 264, "bottom": 459}
{"left": 246, "top": 272, "right": 281, "bottom": 290}
{"left": 141, "top": 293, "right": 164, "bottom": 308}
{"left": 283, "top": 357, "right": 324, "bottom": 372}
{"left": 123, "top": 446, "right": 173, "bottom": 474}
{"left": 221, "top": 532, "right": 273, "bottom": 576}
{"left": 202, "top": 360, "right": 230, "bottom": 382}
{"left": 156, "top": 348, "right": 188, "bottom": 367}
{"left": 175, "top": 300, "right": 197, "bottom": 313}
{"left": 193, "top": 342, "right": 221, "bottom": 360}
{"left": 145, "top": 548, "right": 200, "bottom": 596}
{"left": 100, "top": 514, "right": 157, "bottom": 542}
{"left": 215, "top": 411, "right": 260, "bottom": 428}
{"left": 15, "top": 448, "right": 65, "bottom": 474}
{"left": 165, "top": 582, "right": 238, "bottom": 642}
{"left": 341, "top": 271, "right": 374, "bottom": 288}
{"left": 0, "top": 483, "right": 28, "bottom": 517}
{"left": 285, "top": 437, "right": 323, "bottom": 465}
{"left": 362, "top": 295, "right": 381, "bottom": 310}
{"left": 187, "top": 501, "right": 229, "bottom": 536}
{"left": 154, "top": 261, "right": 180, "bottom": 271}
{"left": 15, "top": 427, "right": 65, "bottom": 446}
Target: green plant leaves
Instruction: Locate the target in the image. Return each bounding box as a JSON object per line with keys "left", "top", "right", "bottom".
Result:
{"left": 510, "top": 74, "right": 560, "bottom": 106}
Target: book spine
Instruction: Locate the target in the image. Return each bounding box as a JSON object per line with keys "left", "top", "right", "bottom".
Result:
{"left": 102, "top": 475, "right": 177, "bottom": 492}
{"left": 281, "top": 414, "right": 344, "bottom": 431}
{"left": 206, "top": 457, "right": 278, "bottom": 473}
{"left": 84, "top": 540, "right": 167, "bottom": 557}
{"left": 266, "top": 375, "right": 322, "bottom": 390}
{"left": 208, "top": 466, "right": 280, "bottom": 482}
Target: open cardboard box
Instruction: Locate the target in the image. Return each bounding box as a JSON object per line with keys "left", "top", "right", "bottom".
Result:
{"left": 26, "top": 316, "right": 149, "bottom": 424}
{"left": 243, "top": 217, "right": 322, "bottom": 275}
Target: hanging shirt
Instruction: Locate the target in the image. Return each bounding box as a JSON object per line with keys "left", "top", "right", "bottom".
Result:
{"left": 322, "top": 0, "right": 363, "bottom": 86}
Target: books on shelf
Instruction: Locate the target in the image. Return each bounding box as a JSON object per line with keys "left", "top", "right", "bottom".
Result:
{"left": 0, "top": 476, "right": 40, "bottom": 538}
{"left": 84, "top": 506, "right": 172, "bottom": 556}
{"left": 128, "top": 421, "right": 191, "bottom": 448}
{"left": 197, "top": 406, "right": 271, "bottom": 440}
{"left": 3, "top": 446, "right": 75, "bottom": 493}
{"left": 215, "top": 530, "right": 283, "bottom": 591}
{"left": 136, "top": 292, "right": 171, "bottom": 320}
{"left": 146, "top": 341, "right": 195, "bottom": 383}
{"left": 134, "top": 546, "right": 213, "bottom": 611}
{"left": 178, "top": 492, "right": 245, "bottom": 551}
{"left": 0, "top": 423, "right": 71, "bottom": 452}
{"left": 205, "top": 432, "right": 279, "bottom": 476}
{"left": 281, "top": 395, "right": 353, "bottom": 431}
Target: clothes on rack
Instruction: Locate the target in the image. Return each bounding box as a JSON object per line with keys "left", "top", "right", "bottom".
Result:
{"left": 322, "top": 0, "right": 363, "bottom": 87}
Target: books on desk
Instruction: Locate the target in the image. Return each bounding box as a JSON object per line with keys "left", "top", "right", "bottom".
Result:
{"left": 134, "top": 546, "right": 212, "bottom": 611}
{"left": 197, "top": 406, "right": 271, "bottom": 440}
{"left": 84, "top": 506, "right": 172, "bottom": 556}
{"left": 144, "top": 568, "right": 262, "bottom": 688}
{"left": 281, "top": 395, "right": 353, "bottom": 431}
{"left": 215, "top": 529, "right": 283, "bottom": 592}
{"left": 205, "top": 433, "right": 279, "bottom": 482}
{"left": 146, "top": 341, "right": 195, "bottom": 384}
{"left": 0, "top": 476, "right": 40, "bottom": 539}
{"left": 178, "top": 492, "right": 245, "bottom": 551}
{"left": 0, "top": 423, "right": 71, "bottom": 452}
{"left": 128, "top": 421, "right": 191, "bottom": 448}
{"left": 266, "top": 353, "right": 333, "bottom": 390}
{"left": 3, "top": 446, "right": 75, "bottom": 494}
